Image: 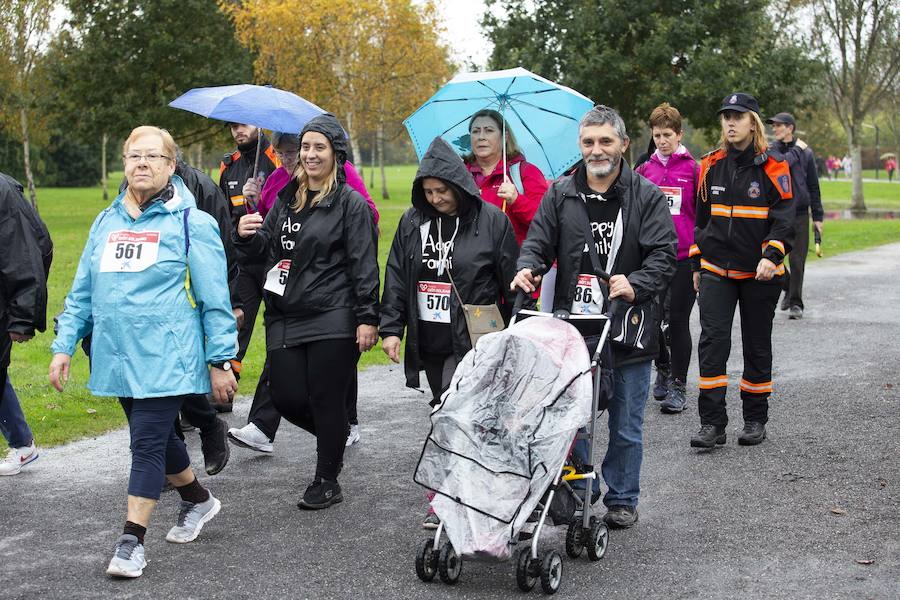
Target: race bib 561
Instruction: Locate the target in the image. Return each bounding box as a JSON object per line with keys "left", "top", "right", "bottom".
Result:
{"left": 99, "top": 230, "right": 161, "bottom": 273}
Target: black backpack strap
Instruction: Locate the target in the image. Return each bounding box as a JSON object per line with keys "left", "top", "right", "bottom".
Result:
{"left": 183, "top": 207, "right": 191, "bottom": 255}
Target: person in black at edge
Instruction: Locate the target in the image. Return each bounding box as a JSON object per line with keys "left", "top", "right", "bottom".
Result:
{"left": 235, "top": 114, "right": 379, "bottom": 510}
{"left": 765, "top": 112, "right": 824, "bottom": 320}
{"left": 689, "top": 93, "right": 794, "bottom": 448}
{"left": 219, "top": 122, "right": 279, "bottom": 411}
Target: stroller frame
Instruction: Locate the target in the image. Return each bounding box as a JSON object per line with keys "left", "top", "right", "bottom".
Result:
{"left": 416, "top": 302, "right": 612, "bottom": 595}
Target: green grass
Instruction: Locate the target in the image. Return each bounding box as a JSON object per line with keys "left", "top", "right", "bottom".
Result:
{"left": 819, "top": 179, "right": 900, "bottom": 210}
{"left": 8, "top": 167, "right": 900, "bottom": 446}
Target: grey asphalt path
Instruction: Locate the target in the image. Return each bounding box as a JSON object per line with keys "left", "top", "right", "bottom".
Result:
{"left": 2, "top": 243, "right": 899, "bottom": 600}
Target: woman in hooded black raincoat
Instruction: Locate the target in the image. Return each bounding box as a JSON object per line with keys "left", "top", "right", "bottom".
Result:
{"left": 235, "top": 114, "right": 379, "bottom": 510}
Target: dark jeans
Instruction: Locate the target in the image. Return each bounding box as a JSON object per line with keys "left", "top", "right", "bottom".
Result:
{"left": 269, "top": 339, "right": 359, "bottom": 481}
{"left": 421, "top": 353, "right": 458, "bottom": 406}
{"left": 119, "top": 396, "right": 192, "bottom": 500}
{"left": 661, "top": 260, "right": 697, "bottom": 382}
{"left": 697, "top": 272, "right": 780, "bottom": 426}
{"left": 0, "top": 371, "right": 33, "bottom": 449}
{"left": 236, "top": 263, "right": 266, "bottom": 365}
{"left": 249, "top": 357, "right": 361, "bottom": 442}
{"left": 781, "top": 212, "right": 810, "bottom": 310}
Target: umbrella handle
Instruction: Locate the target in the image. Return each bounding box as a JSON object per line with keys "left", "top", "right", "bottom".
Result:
{"left": 246, "top": 131, "right": 263, "bottom": 215}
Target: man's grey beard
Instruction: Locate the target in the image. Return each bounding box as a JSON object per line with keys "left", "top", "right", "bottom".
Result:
{"left": 586, "top": 154, "right": 621, "bottom": 177}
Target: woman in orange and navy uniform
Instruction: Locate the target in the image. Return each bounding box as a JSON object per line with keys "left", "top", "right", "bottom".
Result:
{"left": 688, "top": 93, "right": 794, "bottom": 449}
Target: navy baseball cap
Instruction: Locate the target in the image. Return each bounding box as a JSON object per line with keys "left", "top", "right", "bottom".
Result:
{"left": 717, "top": 92, "right": 760, "bottom": 115}
{"left": 765, "top": 112, "right": 796, "bottom": 126}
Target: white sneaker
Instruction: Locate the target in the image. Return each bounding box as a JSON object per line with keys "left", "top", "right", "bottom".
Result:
{"left": 0, "top": 441, "right": 39, "bottom": 476}
{"left": 106, "top": 534, "right": 147, "bottom": 578}
{"left": 345, "top": 424, "right": 360, "bottom": 447}
{"left": 166, "top": 493, "right": 221, "bottom": 543}
{"left": 227, "top": 423, "right": 273, "bottom": 453}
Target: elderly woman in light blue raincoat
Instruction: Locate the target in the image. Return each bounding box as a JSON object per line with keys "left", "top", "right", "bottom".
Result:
{"left": 49, "top": 126, "right": 238, "bottom": 580}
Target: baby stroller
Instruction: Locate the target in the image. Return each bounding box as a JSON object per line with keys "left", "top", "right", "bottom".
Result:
{"left": 413, "top": 276, "right": 613, "bottom": 595}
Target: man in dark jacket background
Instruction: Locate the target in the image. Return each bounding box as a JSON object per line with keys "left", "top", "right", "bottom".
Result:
{"left": 766, "top": 112, "right": 824, "bottom": 320}
{"left": 0, "top": 172, "right": 51, "bottom": 476}
{"left": 512, "top": 105, "right": 677, "bottom": 529}
{"left": 219, "top": 123, "right": 279, "bottom": 409}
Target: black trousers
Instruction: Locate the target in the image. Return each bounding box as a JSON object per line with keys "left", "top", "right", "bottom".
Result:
{"left": 269, "top": 339, "right": 359, "bottom": 481}
{"left": 781, "top": 212, "right": 810, "bottom": 310}
{"left": 249, "top": 357, "right": 361, "bottom": 441}
{"left": 236, "top": 263, "right": 266, "bottom": 365}
{"left": 697, "top": 272, "right": 781, "bottom": 426}
{"left": 421, "top": 353, "right": 458, "bottom": 406}
{"left": 655, "top": 259, "right": 696, "bottom": 382}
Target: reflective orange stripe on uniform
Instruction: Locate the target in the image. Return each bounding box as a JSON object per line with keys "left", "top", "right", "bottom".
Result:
{"left": 711, "top": 204, "right": 768, "bottom": 219}
{"left": 763, "top": 156, "right": 793, "bottom": 200}
{"left": 265, "top": 145, "right": 280, "bottom": 168}
{"left": 699, "top": 375, "right": 728, "bottom": 389}
{"left": 230, "top": 195, "right": 245, "bottom": 207}
{"left": 689, "top": 244, "right": 701, "bottom": 257}
{"left": 740, "top": 378, "right": 772, "bottom": 394}
{"left": 763, "top": 240, "right": 785, "bottom": 254}
{"left": 700, "top": 259, "right": 783, "bottom": 279}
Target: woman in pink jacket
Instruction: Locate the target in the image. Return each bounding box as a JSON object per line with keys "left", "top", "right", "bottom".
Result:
{"left": 464, "top": 109, "right": 547, "bottom": 245}
{"left": 635, "top": 103, "right": 697, "bottom": 414}
{"left": 228, "top": 130, "right": 378, "bottom": 454}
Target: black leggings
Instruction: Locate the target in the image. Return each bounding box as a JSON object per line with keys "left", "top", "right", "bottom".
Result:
{"left": 658, "top": 259, "right": 696, "bottom": 382}
{"left": 269, "top": 339, "right": 359, "bottom": 481}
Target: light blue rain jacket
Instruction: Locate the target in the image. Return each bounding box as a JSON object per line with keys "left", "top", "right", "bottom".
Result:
{"left": 52, "top": 176, "right": 237, "bottom": 398}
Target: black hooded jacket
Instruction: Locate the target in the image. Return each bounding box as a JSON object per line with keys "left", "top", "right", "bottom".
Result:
{"left": 1, "top": 173, "right": 52, "bottom": 365}
{"left": 233, "top": 114, "right": 379, "bottom": 350}
{"left": 517, "top": 160, "right": 677, "bottom": 365}
{"left": 380, "top": 137, "right": 519, "bottom": 388}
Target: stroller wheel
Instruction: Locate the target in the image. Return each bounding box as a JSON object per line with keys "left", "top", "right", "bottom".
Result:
{"left": 586, "top": 518, "right": 609, "bottom": 561}
{"left": 565, "top": 521, "right": 584, "bottom": 558}
{"left": 415, "top": 538, "right": 438, "bottom": 582}
{"left": 515, "top": 547, "right": 537, "bottom": 592}
{"left": 539, "top": 551, "right": 563, "bottom": 595}
{"left": 438, "top": 541, "right": 462, "bottom": 584}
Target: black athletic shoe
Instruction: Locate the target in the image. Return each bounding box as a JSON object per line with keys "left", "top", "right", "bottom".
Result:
{"left": 201, "top": 418, "right": 230, "bottom": 476}
{"left": 603, "top": 505, "right": 638, "bottom": 529}
{"left": 653, "top": 365, "right": 671, "bottom": 400}
{"left": 298, "top": 479, "right": 343, "bottom": 510}
{"left": 780, "top": 295, "right": 790, "bottom": 311}
{"left": 738, "top": 422, "right": 767, "bottom": 445}
{"left": 789, "top": 306, "right": 803, "bottom": 320}
{"left": 178, "top": 413, "right": 196, "bottom": 433}
{"left": 690, "top": 424, "right": 727, "bottom": 448}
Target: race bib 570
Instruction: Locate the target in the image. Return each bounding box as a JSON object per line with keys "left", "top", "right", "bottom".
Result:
{"left": 417, "top": 281, "right": 451, "bottom": 323}
{"left": 99, "top": 231, "right": 160, "bottom": 273}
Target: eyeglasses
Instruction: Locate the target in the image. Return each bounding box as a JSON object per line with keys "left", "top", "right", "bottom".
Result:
{"left": 275, "top": 149, "right": 299, "bottom": 159}
{"left": 123, "top": 152, "right": 171, "bottom": 164}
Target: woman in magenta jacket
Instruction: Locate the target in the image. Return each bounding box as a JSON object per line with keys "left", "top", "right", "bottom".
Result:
{"left": 464, "top": 109, "right": 548, "bottom": 246}
{"left": 635, "top": 103, "right": 698, "bottom": 414}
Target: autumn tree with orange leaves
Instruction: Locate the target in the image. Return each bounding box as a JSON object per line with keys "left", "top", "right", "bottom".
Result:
{"left": 222, "top": 0, "right": 454, "bottom": 198}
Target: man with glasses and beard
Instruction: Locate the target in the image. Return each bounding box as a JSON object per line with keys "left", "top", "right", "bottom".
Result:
{"left": 512, "top": 105, "right": 676, "bottom": 529}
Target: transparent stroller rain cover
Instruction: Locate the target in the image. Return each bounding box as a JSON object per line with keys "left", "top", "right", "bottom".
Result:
{"left": 414, "top": 317, "right": 593, "bottom": 560}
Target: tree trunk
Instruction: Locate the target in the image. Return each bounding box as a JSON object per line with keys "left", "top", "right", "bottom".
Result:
{"left": 847, "top": 125, "right": 866, "bottom": 214}
{"left": 378, "top": 122, "right": 389, "bottom": 200}
{"left": 369, "top": 131, "right": 376, "bottom": 189}
{"left": 345, "top": 111, "right": 363, "bottom": 170}
{"left": 101, "top": 132, "right": 109, "bottom": 201}
{"left": 19, "top": 108, "right": 37, "bottom": 209}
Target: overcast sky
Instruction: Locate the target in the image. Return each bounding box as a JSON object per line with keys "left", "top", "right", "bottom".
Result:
{"left": 432, "top": 0, "right": 495, "bottom": 70}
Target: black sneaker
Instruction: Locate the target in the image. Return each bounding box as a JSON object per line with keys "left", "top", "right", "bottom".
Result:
{"left": 738, "top": 422, "right": 767, "bottom": 445}
{"left": 298, "top": 479, "right": 343, "bottom": 510}
{"left": 653, "top": 365, "right": 671, "bottom": 400}
{"left": 660, "top": 379, "right": 687, "bottom": 414}
{"left": 200, "top": 418, "right": 230, "bottom": 476}
{"left": 603, "top": 505, "right": 638, "bottom": 529}
{"left": 690, "top": 424, "right": 727, "bottom": 448}
{"left": 178, "top": 413, "right": 196, "bottom": 433}
{"left": 779, "top": 295, "right": 790, "bottom": 311}
{"left": 788, "top": 306, "right": 803, "bottom": 320}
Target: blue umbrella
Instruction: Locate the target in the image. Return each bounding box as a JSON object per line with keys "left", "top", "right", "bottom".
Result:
{"left": 403, "top": 67, "right": 594, "bottom": 179}
{"left": 169, "top": 84, "right": 326, "bottom": 134}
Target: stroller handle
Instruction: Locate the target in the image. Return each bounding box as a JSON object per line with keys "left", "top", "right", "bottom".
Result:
{"left": 512, "top": 264, "right": 548, "bottom": 315}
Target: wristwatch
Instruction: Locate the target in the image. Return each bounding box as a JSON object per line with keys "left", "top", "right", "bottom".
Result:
{"left": 210, "top": 361, "right": 233, "bottom": 372}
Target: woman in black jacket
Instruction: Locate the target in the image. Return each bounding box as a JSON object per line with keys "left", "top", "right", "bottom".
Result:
{"left": 380, "top": 137, "right": 518, "bottom": 406}
{"left": 236, "top": 114, "right": 379, "bottom": 509}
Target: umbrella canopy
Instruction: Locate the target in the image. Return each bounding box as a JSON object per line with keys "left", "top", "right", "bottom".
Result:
{"left": 403, "top": 68, "right": 594, "bottom": 179}
{"left": 169, "top": 84, "right": 326, "bottom": 134}
{"left": 880, "top": 152, "right": 896, "bottom": 160}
